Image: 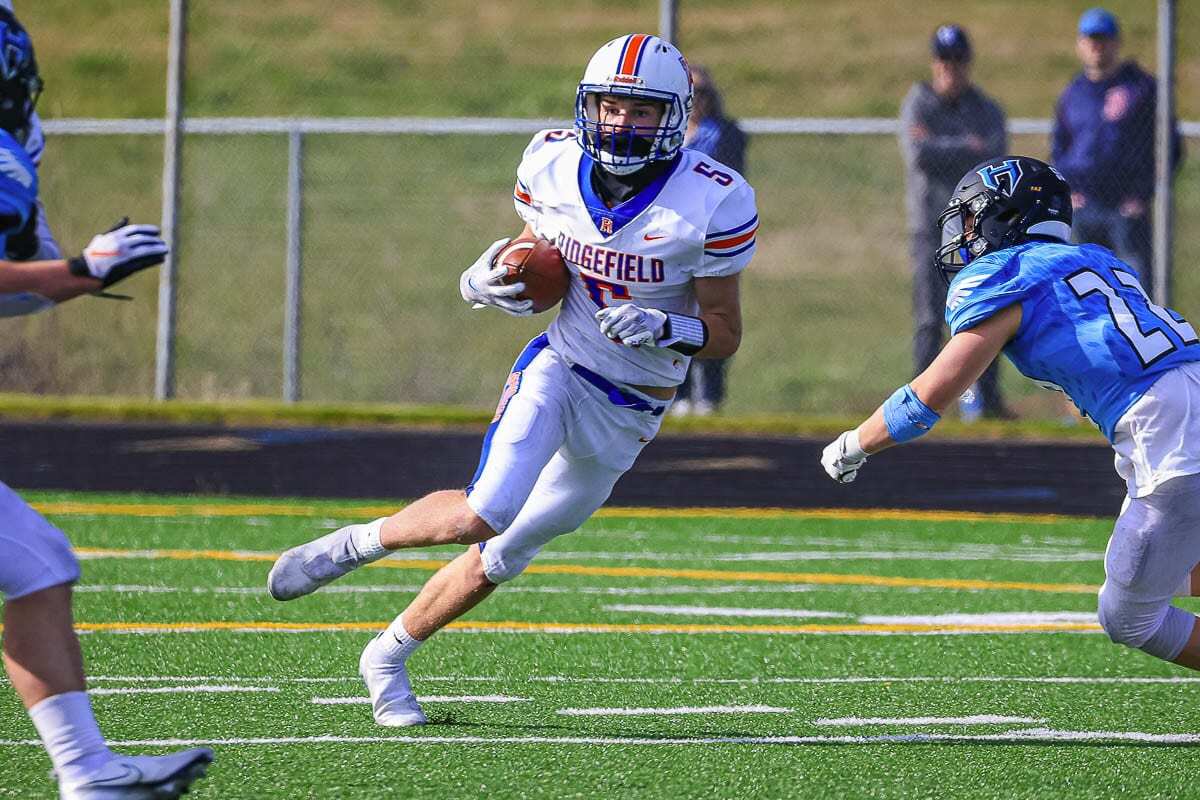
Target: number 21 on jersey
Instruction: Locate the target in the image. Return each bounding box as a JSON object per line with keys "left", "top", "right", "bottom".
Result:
{"left": 1067, "top": 268, "right": 1199, "bottom": 367}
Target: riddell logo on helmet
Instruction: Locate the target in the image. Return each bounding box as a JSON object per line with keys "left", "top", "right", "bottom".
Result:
{"left": 610, "top": 74, "right": 645, "bottom": 86}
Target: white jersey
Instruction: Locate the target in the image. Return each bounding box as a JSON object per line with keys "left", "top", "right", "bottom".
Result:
{"left": 513, "top": 129, "right": 757, "bottom": 387}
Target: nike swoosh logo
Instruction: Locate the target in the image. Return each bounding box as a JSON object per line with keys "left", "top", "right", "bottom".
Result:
{"left": 643, "top": 234, "right": 666, "bottom": 241}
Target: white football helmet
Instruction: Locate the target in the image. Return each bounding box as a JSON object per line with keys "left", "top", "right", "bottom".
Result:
{"left": 574, "top": 34, "right": 693, "bottom": 175}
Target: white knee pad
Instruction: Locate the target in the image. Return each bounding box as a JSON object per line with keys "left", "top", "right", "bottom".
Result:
{"left": 1097, "top": 582, "right": 1193, "bottom": 660}
{"left": 0, "top": 484, "right": 80, "bottom": 600}
{"left": 478, "top": 539, "right": 535, "bottom": 585}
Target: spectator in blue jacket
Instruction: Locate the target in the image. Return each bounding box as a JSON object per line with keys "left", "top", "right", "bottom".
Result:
{"left": 1052, "top": 7, "right": 1183, "bottom": 296}
{"left": 675, "top": 64, "right": 747, "bottom": 416}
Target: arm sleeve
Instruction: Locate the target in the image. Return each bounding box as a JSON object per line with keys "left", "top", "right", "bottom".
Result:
{"left": 945, "top": 255, "right": 1031, "bottom": 335}
{"left": 694, "top": 181, "right": 758, "bottom": 278}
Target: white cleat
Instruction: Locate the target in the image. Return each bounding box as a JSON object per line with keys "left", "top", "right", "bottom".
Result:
{"left": 58, "top": 748, "right": 214, "bottom": 800}
{"left": 268, "top": 526, "right": 365, "bottom": 600}
{"left": 358, "top": 634, "right": 427, "bottom": 727}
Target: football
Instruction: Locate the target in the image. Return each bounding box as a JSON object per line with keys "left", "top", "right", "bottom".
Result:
{"left": 496, "top": 237, "right": 570, "bottom": 313}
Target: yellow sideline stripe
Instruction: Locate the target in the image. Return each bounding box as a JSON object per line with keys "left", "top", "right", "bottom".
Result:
{"left": 53, "top": 620, "right": 1101, "bottom": 635}
{"left": 72, "top": 547, "right": 1097, "bottom": 594}
{"left": 32, "top": 501, "right": 1087, "bottom": 525}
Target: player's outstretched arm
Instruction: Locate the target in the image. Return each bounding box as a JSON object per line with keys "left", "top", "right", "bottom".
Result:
{"left": 821, "top": 303, "right": 1021, "bottom": 483}
{"left": 0, "top": 220, "right": 168, "bottom": 316}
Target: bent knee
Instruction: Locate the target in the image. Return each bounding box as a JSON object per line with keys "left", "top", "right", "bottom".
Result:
{"left": 1097, "top": 583, "right": 1156, "bottom": 646}
{"left": 1096, "top": 583, "right": 1188, "bottom": 659}
{"left": 449, "top": 504, "right": 498, "bottom": 546}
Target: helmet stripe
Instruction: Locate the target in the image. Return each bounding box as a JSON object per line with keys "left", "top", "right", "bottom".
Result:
{"left": 631, "top": 35, "right": 653, "bottom": 75}
{"left": 618, "top": 33, "right": 649, "bottom": 76}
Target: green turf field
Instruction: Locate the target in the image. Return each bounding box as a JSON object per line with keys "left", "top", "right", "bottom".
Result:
{"left": 3, "top": 493, "right": 1199, "bottom": 798}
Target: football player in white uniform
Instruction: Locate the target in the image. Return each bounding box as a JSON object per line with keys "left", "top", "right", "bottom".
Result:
{"left": 269, "top": 33, "right": 757, "bottom": 727}
{"left": 0, "top": 9, "right": 213, "bottom": 797}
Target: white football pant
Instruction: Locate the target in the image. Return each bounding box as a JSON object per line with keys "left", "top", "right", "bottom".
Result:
{"left": 467, "top": 334, "right": 667, "bottom": 583}
{"left": 0, "top": 481, "right": 80, "bottom": 600}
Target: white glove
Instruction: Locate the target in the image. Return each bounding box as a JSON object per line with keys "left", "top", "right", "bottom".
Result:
{"left": 821, "top": 429, "right": 868, "bottom": 484}
{"left": 458, "top": 238, "right": 533, "bottom": 317}
{"left": 69, "top": 221, "right": 168, "bottom": 288}
{"left": 595, "top": 304, "right": 667, "bottom": 347}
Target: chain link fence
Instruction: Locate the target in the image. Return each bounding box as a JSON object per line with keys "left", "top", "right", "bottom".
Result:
{"left": 1, "top": 1, "right": 1196, "bottom": 418}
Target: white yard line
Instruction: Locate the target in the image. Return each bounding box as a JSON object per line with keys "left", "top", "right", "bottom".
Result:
{"left": 604, "top": 604, "right": 851, "bottom": 619}
{"left": 557, "top": 705, "right": 791, "bottom": 717}
{"left": 815, "top": 715, "right": 1047, "bottom": 726}
{"left": 859, "top": 612, "right": 1097, "bottom": 625}
{"left": 89, "top": 685, "right": 280, "bottom": 696}
{"left": 313, "top": 695, "right": 528, "bottom": 705}
{"left": 74, "top": 546, "right": 1103, "bottom": 565}
{"left": 528, "top": 550, "right": 1103, "bottom": 564}
{"left": 71, "top": 674, "right": 1200, "bottom": 686}
{"left": 600, "top": 606, "right": 1097, "bottom": 627}
{"left": 74, "top": 583, "right": 828, "bottom": 596}
{"left": 2, "top": 729, "right": 1198, "bottom": 747}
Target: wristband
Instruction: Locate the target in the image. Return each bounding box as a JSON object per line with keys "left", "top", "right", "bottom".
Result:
{"left": 882, "top": 384, "right": 940, "bottom": 443}
{"left": 67, "top": 255, "right": 91, "bottom": 278}
{"left": 658, "top": 312, "right": 708, "bottom": 356}
{"left": 842, "top": 429, "right": 867, "bottom": 460}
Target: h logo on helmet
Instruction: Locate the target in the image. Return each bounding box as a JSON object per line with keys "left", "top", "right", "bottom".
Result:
{"left": 977, "top": 159, "right": 1023, "bottom": 196}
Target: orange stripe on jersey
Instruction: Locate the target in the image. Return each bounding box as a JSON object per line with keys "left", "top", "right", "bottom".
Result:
{"left": 513, "top": 182, "right": 533, "bottom": 205}
{"left": 704, "top": 225, "right": 758, "bottom": 250}
{"left": 619, "top": 34, "right": 649, "bottom": 76}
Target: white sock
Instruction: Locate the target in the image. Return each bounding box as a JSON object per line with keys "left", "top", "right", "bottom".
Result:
{"left": 377, "top": 613, "right": 424, "bottom": 662}
{"left": 349, "top": 517, "right": 388, "bottom": 563}
{"left": 28, "top": 691, "right": 113, "bottom": 784}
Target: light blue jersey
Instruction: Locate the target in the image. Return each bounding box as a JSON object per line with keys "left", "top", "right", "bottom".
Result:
{"left": 946, "top": 241, "right": 1200, "bottom": 441}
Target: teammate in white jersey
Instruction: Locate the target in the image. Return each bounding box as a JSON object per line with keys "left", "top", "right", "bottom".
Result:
{"left": 0, "top": 9, "right": 213, "bottom": 797}
{"left": 269, "top": 33, "right": 757, "bottom": 726}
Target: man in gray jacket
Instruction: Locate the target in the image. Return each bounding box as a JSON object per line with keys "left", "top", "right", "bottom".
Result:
{"left": 900, "top": 24, "right": 1010, "bottom": 419}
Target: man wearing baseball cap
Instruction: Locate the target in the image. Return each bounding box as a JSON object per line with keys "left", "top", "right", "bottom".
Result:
{"left": 1051, "top": 8, "right": 1184, "bottom": 296}
{"left": 900, "top": 24, "right": 1011, "bottom": 420}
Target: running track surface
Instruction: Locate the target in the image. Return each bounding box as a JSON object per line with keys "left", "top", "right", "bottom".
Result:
{"left": 0, "top": 421, "right": 1121, "bottom": 516}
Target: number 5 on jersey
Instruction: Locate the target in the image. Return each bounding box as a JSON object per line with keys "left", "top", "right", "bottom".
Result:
{"left": 582, "top": 273, "right": 631, "bottom": 308}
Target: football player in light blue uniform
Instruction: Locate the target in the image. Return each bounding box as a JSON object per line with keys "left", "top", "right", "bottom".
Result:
{"left": 0, "top": 8, "right": 214, "bottom": 798}
{"left": 822, "top": 155, "right": 1200, "bottom": 672}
